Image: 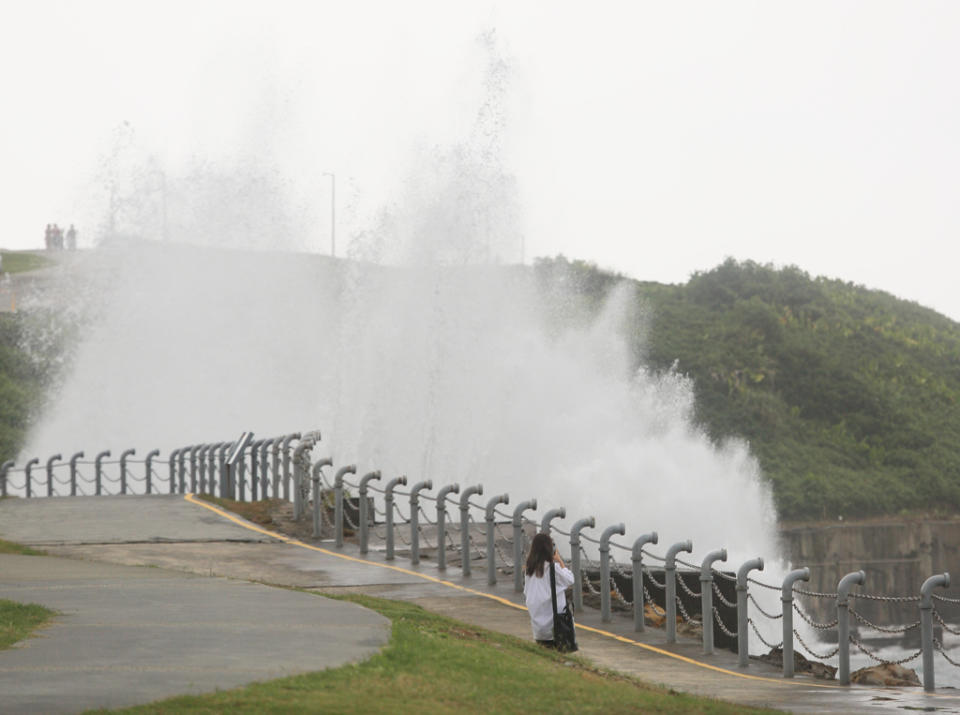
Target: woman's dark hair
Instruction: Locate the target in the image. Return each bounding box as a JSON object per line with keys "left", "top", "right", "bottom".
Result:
{"left": 525, "top": 532, "right": 555, "bottom": 578}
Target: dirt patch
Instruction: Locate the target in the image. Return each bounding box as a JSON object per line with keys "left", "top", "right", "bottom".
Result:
{"left": 196, "top": 495, "right": 348, "bottom": 543}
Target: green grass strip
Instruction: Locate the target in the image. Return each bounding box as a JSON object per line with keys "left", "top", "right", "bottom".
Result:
{"left": 0, "top": 599, "right": 55, "bottom": 650}
{"left": 0, "top": 538, "right": 45, "bottom": 555}
{"left": 106, "top": 592, "right": 774, "bottom": 714}
{"left": 0, "top": 251, "right": 50, "bottom": 274}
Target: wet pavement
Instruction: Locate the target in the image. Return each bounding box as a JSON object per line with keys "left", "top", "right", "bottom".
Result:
{"left": 4, "top": 494, "right": 960, "bottom": 713}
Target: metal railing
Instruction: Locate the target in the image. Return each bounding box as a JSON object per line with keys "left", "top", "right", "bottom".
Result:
{"left": 3, "top": 432, "right": 958, "bottom": 691}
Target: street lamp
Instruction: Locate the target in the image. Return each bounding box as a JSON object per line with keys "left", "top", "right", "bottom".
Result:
{"left": 323, "top": 172, "right": 335, "bottom": 257}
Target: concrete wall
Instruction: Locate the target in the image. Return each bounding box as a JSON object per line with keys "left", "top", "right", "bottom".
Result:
{"left": 779, "top": 519, "right": 960, "bottom": 627}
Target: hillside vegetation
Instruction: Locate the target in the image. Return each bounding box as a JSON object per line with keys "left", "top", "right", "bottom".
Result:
{"left": 536, "top": 256, "right": 960, "bottom": 522}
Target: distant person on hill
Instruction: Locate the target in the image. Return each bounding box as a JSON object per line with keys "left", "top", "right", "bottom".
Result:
{"left": 66, "top": 224, "right": 77, "bottom": 251}
{"left": 44, "top": 224, "right": 53, "bottom": 250}
{"left": 523, "top": 532, "right": 576, "bottom": 649}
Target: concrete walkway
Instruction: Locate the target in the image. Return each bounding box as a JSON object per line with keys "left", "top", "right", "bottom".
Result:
{"left": 4, "top": 495, "right": 960, "bottom": 713}
{"left": 0, "top": 498, "right": 390, "bottom": 713}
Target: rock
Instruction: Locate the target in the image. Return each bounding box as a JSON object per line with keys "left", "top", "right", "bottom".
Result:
{"left": 850, "top": 663, "right": 920, "bottom": 687}
{"left": 753, "top": 647, "right": 838, "bottom": 681}
{"left": 645, "top": 601, "right": 666, "bottom": 628}
{"left": 677, "top": 620, "right": 703, "bottom": 639}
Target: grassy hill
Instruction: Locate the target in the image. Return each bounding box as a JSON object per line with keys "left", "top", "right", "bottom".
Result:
{"left": 536, "top": 256, "right": 960, "bottom": 522}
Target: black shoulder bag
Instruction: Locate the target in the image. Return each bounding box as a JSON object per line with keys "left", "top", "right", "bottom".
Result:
{"left": 549, "top": 561, "right": 578, "bottom": 652}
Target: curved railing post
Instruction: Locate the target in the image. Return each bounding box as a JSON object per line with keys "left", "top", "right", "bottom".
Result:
{"left": 631, "top": 532, "right": 658, "bottom": 632}
{"left": 144, "top": 449, "right": 160, "bottom": 495}
{"left": 94, "top": 451, "right": 110, "bottom": 496}
{"left": 512, "top": 499, "right": 538, "bottom": 592}
{"left": 207, "top": 443, "right": 222, "bottom": 493}
{"left": 837, "top": 569, "right": 865, "bottom": 684}
{"left": 177, "top": 448, "right": 188, "bottom": 495}
{"left": 409, "top": 480, "right": 433, "bottom": 565}
{"left": 0, "top": 460, "right": 13, "bottom": 497}
{"left": 334, "top": 465, "right": 357, "bottom": 547}
{"left": 258, "top": 440, "right": 272, "bottom": 497}
{"left": 357, "top": 471, "right": 381, "bottom": 553}
{"left": 700, "top": 548, "right": 727, "bottom": 655}
{"left": 217, "top": 443, "right": 231, "bottom": 498}
{"left": 248, "top": 440, "right": 263, "bottom": 500}
{"left": 119, "top": 448, "right": 136, "bottom": 495}
{"left": 291, "top": 441, "right": 313, "bottom": 520}
{"left": 486, "top": 494, "right": 509, "bottom": 585}
{"left": 666, "top": 540, "right": 694, "bottom": 642}
{"left": 435, "top": 483, "right": 460, "bottom": 570}
{"left": 600, "top": 523, "right": 626, "bottom": 622}
{"left": 384, "top": 475, "right": 407, "bottom": 561}
{"left": 921, "top": 572, "right": 951, "bottom": 692}
{"left": 540, "top": 507, "right": 566, "bottom": 535}
{"left": 737, "top": 557, "right": 765, "bottom": 667}
{"left": 189, "top": 445, "right": 201, "bottom": 493}
{"left": 167, "top": 449, "right": 181, "bottom": 494}
{"left": 270, "top": 440, "right": 281, "bottom": 499}
{"left": 570, "top": 517, "right": 596, "bottom": 612}
{"left": 281, "top": 433, "right": 301, "bottom": 501}
{"left": 24, "top": 458, "right": 39, "bottom": 498}
{"left": 310, "top": 458, "right": 333, "bottom": 538}
{"left": 781, "top": 567, "right": 810, "bottom": 677}
{"left": 459, "top": 485, "right": 483, "bottom": 577}
{"left": 197, "top": 445, "right": 209, "bottom": 492}
{"left": 68, "top": 452, "right": 84, "bottom": 497}
{"left": 45, "top": 454, "right": 62, "bottom": 497}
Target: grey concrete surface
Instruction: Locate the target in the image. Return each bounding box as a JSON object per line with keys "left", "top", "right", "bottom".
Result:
{"left": 0, "top": 554, "right": 390, "bottom": 714}
{"left": 0, "top": 495, "right": 276, "bottom": 545}
{"left": 7, "top": 494, "right": 960, "bottom": 713}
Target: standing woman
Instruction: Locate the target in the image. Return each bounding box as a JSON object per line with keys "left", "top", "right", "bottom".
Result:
{"left": 523, "top": 532, "right": 575, "bottom": 647}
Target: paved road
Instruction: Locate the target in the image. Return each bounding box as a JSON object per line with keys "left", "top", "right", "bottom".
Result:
{"left": 0, "top": 497, "right": 389, "bottom": 713}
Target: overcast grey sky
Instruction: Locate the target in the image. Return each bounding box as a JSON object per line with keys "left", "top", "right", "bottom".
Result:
{"left": 3, "top": 1, "right": 959, "bottom": 321}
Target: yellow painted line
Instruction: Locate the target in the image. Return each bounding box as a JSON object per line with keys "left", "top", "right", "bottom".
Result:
{"left": 184, "top": 493, "right": 939, "bottom": 695}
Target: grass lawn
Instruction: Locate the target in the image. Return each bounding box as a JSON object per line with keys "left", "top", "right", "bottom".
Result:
{"left": 0, "top": 599, "right": 55, "bottom": 650}
{"left": 0, "top": 537, "right": 45, "bottom": 555}
{"left": 108, "top": 593, "right": 774, "bottom": 714}
{"left": 0, "top": 251, "right": 50, "bottom": 274}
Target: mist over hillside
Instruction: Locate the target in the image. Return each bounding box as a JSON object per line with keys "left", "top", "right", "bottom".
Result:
{"left": 536, "top": 255, "right": 960, "bottom": 522}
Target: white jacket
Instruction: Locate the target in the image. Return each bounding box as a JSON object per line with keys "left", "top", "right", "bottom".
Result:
{"left": 523, "top": 562, "right": 575, "bottom": 641}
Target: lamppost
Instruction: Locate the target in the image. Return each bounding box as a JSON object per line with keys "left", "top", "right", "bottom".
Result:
{"left": 323, "top": 172, "right": 335, "bottom": 257}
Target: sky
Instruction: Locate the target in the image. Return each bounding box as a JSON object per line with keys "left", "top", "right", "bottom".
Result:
{"left": 3, "top": 1, "right": 960, "bottom": 321}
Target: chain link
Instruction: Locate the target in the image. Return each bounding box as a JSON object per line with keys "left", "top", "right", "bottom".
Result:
{"left": 747, "top": 576, "right": 781, "bottom": 591}
{"left": 418, "top": 505, "right": 437, "bottom": 526}
{"left": 933, "top": 609, "right": 960, "bottom": 636}
{"left": 643, "top": 584, "right": 666, "bottom": 615}
{"left": 713, "top": 606, "right": 737, "bottom": 638}
{"left": 935, "top": 638, "right": 960, "bottom": 668}
{"left": 643, "top": 567, "right": 666, "bottom": 590}
{"left": 934, "top": 593, "right": 960, "bottom": 605}
{"left": 748, "top": 593, "right": 783, "bottom": 620}
{"left": 675, "top": 596, "right": 701, "bottom": 625}
{"left": 849, "top": 634, "right": 922, "bottom": 665}
{"left": 639, "top": 547, "right": 665, "bottom": 562}
{"left": 793, "top": 629, "right": 839, "bottom": 660}
{"left": 792, "top": 603, "right": 837, "bottom": 630}
{"left": 849, "top": 607, "right": 919, "bottom": 634}
{"left": 851, "top": 591, "right": 920, "bottom": 604}
{"left": 676, "top": 574, "right": 702, "bottom": 599}
{"left": 609, "top": 576, "right": 633, "bottom": 607}
{"left": 794, "top": 586, "right": 837, "bottom": 599}
{"left": 747, "top": 617, "right": 782, "bottom": 649}
{"left": 712, "top": 580, "right": 737, "bottom": 608}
